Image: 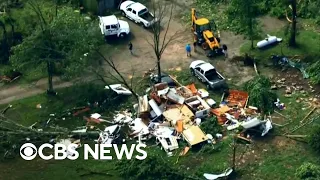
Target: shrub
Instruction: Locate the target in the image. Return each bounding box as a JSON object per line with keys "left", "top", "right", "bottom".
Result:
{"left": 295, "top": 162, "right": 320, "bottom": 180}
{"left": 308, "top": 60, "right": 320, "bottom": 84}
{"left": 200, "top": 116, "right": 222, "bottom": 135}
{"left": 308, "top": 125, "right": 320, "bottom": 154}
{"left": 244, "top": 75, "right": 277, "bottom": 113}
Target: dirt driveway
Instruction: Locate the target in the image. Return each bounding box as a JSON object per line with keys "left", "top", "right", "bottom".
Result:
{"left": 103, "top": 3, "right": 249, "bottom": 79}
{"left": 0, "top": 0, "right": 256, "bottom": 105}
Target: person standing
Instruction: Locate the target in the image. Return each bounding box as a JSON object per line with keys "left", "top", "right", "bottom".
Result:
{"left": 193, "top": 41, "right": 197, "bottom": 52}
{"left": 222, "top": 44, "right": 228, "bottom": 59}
{"left": 128, "top": 42, "right": 133, "bottom": 55}
{"left": 186, "top": 43, "right": 191, "bottom": 57}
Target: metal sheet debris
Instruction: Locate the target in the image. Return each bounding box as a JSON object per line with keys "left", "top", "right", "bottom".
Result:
{"left": 203, "top": 168, "right": 233, "bottom": 180}
{"left": 105, "top": 84, "right": 132, "bottom": 95}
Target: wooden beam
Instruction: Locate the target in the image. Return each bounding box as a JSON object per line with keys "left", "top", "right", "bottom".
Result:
{"left": 300, "top": 107, "right": 317, "bottom": 123}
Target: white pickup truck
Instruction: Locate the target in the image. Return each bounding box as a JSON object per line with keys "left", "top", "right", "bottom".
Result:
{"left": 98, "top": 15, "right": 130, "bottom": 38}
{"left": 120, "top": 1, "right": 157, "bottom": 28}
{"left": 190, "top": 60, "right": 227, "bottom": 90}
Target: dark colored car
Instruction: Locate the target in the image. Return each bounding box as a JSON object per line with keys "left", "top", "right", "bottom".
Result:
{"left": 150, "top": 72, "right": 176, "bottom": 87}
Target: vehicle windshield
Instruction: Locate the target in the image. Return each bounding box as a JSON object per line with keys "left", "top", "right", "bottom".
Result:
{"left": 138, "top": 8, "right": 148, "bottom": 16}
{"left": 197, "top": 23, "right": 211, "bottom": 32}
{"left": 208, "top": 37, "right": 215, "bottom": 42}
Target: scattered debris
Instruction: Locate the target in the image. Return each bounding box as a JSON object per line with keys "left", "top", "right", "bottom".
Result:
{"left": 105, "top": 84, "right": 132, "bottom": 95}
{"left": 96, "top": 125, "right": 121, "bottom": 144}
{"left": 185, "top": 95, "right": 210, "bottom": 118}
{"left": 179, "top": 146, "right": 190, "bottom": 156}
{"left": 56, "top": 139, "right": 81, "bottom": 157}
{"left": 204, "top": 168, "right": 233, "bottom": 180}
{"left": 274, "top": 98, "right": 286, "bottom": 110}
{"left": 156, "top": 136, "right": 179, "bottom": 155}
{"left": 183, "top": 125, "right": 208, "bottom": 146}
{"left": 74, "top": 75, "right": 274, "bottom": 157}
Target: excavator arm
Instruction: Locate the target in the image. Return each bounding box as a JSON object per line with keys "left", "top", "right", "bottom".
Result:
{"left": 191, "top": 8, "right": 197, "bottom": 31}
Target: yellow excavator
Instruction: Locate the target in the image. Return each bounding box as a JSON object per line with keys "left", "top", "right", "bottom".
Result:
{"left": 191, "top": 8, "right": 227, "bottom": 57}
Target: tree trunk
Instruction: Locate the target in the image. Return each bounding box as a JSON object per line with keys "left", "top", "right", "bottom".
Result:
{"left": 250, "top": 37, "right": 254, "bottom": 50}
{"left": 46, "top": 60, "right": 55, "bottom": 95}
{"left": 289, "top": 0, "right": 297, "bottom": 47}
{"left": 157, "top": 56, "right": 161, "bottom": 83}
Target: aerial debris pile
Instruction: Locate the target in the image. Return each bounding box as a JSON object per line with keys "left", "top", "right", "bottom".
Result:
{"left": 92, "top": 77, "right": 274, "bottom": 156}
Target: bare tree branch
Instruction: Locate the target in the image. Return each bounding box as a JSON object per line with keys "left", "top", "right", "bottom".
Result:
{"left": 146, "top": 1, "right": 179, "bottom": 83}
{"left": 95, "top": 50, "right": 139, "bottom": 101}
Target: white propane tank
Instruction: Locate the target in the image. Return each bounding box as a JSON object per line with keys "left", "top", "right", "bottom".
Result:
{"left": 257, "top": 35, "right": 282, "bottom": 48}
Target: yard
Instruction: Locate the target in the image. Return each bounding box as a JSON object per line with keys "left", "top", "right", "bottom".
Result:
{"left": 0, "top": 0, "right": 320, "bottom": 179}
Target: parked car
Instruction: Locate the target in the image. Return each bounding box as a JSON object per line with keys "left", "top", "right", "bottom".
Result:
{"left": 189, "top": 60, "right": 227, "bottom": 89}
{"left": 150, "top": 72, "right": 176, "bottom": 87}
{"left": 98, "top": 15, "right": 130, "bottom": 38}
{"left": 120, "top": 1, "right": 157, "bottom": 28}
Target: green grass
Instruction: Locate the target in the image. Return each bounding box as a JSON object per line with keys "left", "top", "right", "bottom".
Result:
{"left": 0, "top": 83, "right": 131, "bottom": 128}
{"left": 1, "top": 71, "right": 320, "bottom": 180}
{"left": 240, "top": 30, "right": 320, "bottom": 65}
{"left": 0, "top": 147, "right": 120, "bottom": 180}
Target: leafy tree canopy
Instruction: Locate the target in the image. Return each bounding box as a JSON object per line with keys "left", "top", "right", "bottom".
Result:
{"left": 10, "top": 6, "right": 103, "bottom": 79}
{"left": 226, "top": 0, "right": 260, "bottom": 49}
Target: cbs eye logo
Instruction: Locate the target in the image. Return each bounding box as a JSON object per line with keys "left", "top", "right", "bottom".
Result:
{"left": 20, "top": 143, "right": 37, "bottom": 160}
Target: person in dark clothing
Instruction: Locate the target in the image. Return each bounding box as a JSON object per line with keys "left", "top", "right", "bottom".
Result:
{"left": 193, "top": 41, "right": 197, "bottom": 52}
{"left": 128, "top": 42, "right": 133, "bottom": 55}
{"left": 222, "top": 44, "right": 228, "bottom": 58}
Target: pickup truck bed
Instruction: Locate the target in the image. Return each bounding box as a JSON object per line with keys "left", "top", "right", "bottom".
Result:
{"left": 139, "top": 12, "right": 154, "bottom": 22}
{"left": 206, "top": 71, "right": 223, "bottom": 82}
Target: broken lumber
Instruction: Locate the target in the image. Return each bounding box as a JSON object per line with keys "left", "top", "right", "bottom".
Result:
{"left": 285, "top": 135, "right": 307, "bottom": 138}
{"left": 220, "top": 92, "right": 225, "bottom": 103}
{"left": 1, "top": 104, "right": 12, "bottom": 115}
{"left": 244, "top": 96, "right": 249, "bottom": 108}
{"left": 300, "top": 107, "right": 317, "bottom": 123}
{"left": 284, "top": 116, "right": 318, "bottom": 135}
{"left": 272, "top": 121, "right": 291, "bottom": 127}
{"left": 253, "top": 61, "right": 259, "bottom": 75}
{"left": 274, "top": 110, "right": 288, "bottom": 118}
{"left": 169, "top": 75, "right": 183, "bottom": 87}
